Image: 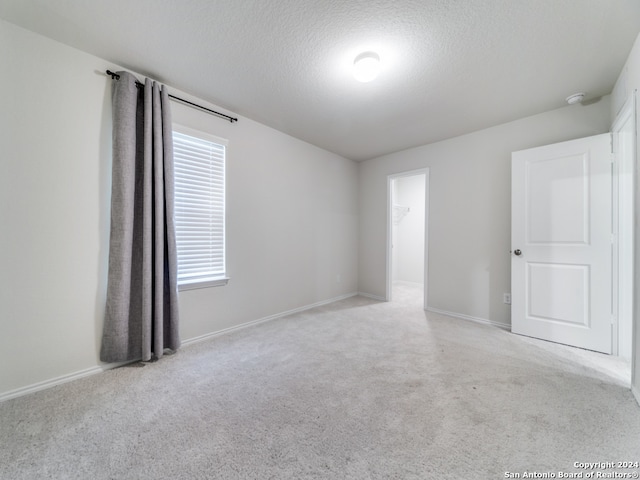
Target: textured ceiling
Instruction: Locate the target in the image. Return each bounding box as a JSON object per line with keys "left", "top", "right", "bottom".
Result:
{"left": 1, "top": 0, "right": 640, "bottom": 161}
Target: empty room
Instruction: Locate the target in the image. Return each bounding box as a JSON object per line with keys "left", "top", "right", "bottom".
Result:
{"left": 2, "top": 1, "right": 640, "bottom": 478}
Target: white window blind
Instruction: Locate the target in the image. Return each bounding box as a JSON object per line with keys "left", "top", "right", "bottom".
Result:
{"left": 173, "top": 127, "right": 227, "bottom": 289}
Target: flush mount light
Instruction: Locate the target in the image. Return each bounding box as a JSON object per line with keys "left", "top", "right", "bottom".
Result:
{"left": 353, "top": 51, "right": 380, "bottom": 83}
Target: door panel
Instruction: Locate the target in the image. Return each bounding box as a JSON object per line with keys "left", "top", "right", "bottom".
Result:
{"left": 511, "top": 134, "right": 612, "bottom": 354}
{"left": 527, "top": 262, "right": 589, "bottom": 326}
{"left": 527, "top": 154, "right": 588, "bottom": 244}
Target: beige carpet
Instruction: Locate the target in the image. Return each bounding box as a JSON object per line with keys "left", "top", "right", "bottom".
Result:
{"left": 1, "top": 283, "right": 639, "bottom": 479}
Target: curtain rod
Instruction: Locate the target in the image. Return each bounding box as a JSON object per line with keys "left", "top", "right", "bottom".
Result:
{"left": 106, "top": 70, "right": 238, "bottom": 123}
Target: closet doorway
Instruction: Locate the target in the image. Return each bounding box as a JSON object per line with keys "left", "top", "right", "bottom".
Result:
{"left": 387, "top": 169, "right": 430, "bottom": 307}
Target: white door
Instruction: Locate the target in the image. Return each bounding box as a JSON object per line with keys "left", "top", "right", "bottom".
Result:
{"left": 511, "top": 134, "right": 612, "bottom": 354}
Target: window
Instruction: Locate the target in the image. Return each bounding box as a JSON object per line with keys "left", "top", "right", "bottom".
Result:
{"left": 173, "top": 125, "right": 228, "bottom": 290}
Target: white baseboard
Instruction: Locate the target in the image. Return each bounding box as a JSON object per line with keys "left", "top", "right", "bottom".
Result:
{"left": 358, "top": 292, "right": 387, "bottom": 302}
{"left": 0, "top": 365, "right": 100, "bottom": 403}
{"left": 1, "top": 292, "right": 359, "bottom": 403}
{"left": 182, "top": 292, "right": 359, "bottom": 348}
{"left": 425, "top": 306, "right": 511, "bottom": 331}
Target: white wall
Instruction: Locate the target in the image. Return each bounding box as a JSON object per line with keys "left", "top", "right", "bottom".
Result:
{"left": 611, "top": 32, "right": 640, "bottom": 402}
{"left": 392, "top": 174, "right": 425, "bottom": 285}
{"left": 359, "top": 99, "right": 611, "bottom": 327}
{"left": 0, "top": 19, "right": 358, "bottom": 399}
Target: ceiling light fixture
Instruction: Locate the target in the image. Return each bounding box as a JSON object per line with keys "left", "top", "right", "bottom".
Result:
{"left": 353, "top": 51, "right": 380, "bottom": 83}
{"left": 566, "top": 92, "right": 585, "bottom": 105}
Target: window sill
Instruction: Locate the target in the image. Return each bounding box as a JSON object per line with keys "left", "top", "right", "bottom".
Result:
{"left": 178, "top": 277, "right": 230, "bottom": 291}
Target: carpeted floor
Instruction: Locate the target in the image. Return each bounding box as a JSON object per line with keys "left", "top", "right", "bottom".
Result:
{"left": 1, "top": 283, "right": 639, "bottom": 479}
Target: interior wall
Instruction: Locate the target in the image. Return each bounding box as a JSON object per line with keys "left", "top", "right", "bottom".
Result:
{"left": 0, "top": 19, "right": 359, "bottom": 399}
{"left": 392, "top": 174, "right": 425, "bottom": 285}
{"left": 611, "top": 32, "right": 640, "bottom": 402}
{"left": 359, "top": 99, "right": 612, "bottom": 327}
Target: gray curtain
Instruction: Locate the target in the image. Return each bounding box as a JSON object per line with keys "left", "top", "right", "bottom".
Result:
{"left": 101, "top": 71, "right": 180, "bottom": 363}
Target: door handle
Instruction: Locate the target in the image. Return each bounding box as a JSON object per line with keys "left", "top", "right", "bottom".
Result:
{"left": 513, "top": 249, "right": 522, "bottom": 256}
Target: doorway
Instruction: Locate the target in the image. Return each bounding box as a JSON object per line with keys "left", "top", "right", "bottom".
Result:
{"left": 387, "top": 169, "right": 430, "bottom": 307}
{"left": 511, "top": 93, "right": 636, "bottom": 384}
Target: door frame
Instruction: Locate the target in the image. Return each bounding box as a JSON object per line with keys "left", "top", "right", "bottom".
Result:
{"left": 386, "top": 168, "right": 430, "bottom": 308}
{"left": 612, "top": 92, "right": 636, "bottom": 361}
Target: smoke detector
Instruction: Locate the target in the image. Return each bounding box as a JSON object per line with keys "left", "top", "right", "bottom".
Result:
{"left": 566, "top": 93, "right": 585, "bottom": 105}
